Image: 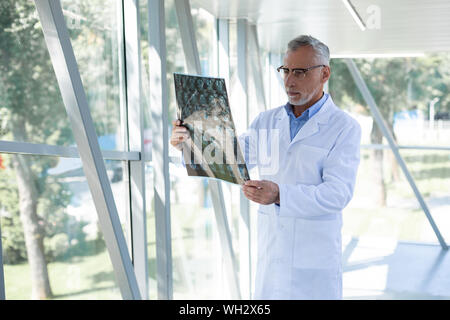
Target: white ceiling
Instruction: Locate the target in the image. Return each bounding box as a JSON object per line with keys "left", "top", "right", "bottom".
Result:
{"left": 192, "top": 0, "right": 450, "bottom": 56}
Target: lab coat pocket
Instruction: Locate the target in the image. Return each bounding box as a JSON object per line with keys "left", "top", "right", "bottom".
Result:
{"left": 294, "top": 144, "right": 329, "bottom": 184}
{"left": 293, "top": 218, "right": 339, "bottom": 269}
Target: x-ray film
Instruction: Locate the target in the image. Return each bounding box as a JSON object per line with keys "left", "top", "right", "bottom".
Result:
{"left": 174, "top": 73, "right": 250, "bottom": 185}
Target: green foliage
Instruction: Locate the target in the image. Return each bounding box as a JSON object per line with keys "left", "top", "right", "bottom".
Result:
{"left": 62, "top": 0, "right": 121, "bottom": 138}
{"left": 0, "top": 154, "right": 25, "bottom": 264}
{"left": 0, "top": 153, "right": 91, "bottom": 264}
{"left": 0, "top": 0, "right": 71, "bottom": 144}
{"left": 329, "top": 55, "right": 450, "bottom": 123}
{"left": 0, "top": 0, "right": 117, "bottom": 266}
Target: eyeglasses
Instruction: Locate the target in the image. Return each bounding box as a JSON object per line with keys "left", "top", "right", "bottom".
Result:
{"left": 276, "top": 65, "right": 326, "bottom": 80}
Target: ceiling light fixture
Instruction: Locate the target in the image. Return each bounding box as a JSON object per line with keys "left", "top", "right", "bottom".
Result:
{"left": 331, "top": 53, "right": 425, "bottom": 58}
{"left": 342, "top": 0, "right": 366, "bottom": 31}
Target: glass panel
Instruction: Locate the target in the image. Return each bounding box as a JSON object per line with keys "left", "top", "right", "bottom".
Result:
{"left": 163, "top": 1, "right": 221, "bottom": 298}
{"left": 190, "top": 6, "right": 217, "bottom": 76}
{"left": 139, "top": 0, "right": 153, "bottom": 162}
{"left": 328, "top": 55, "right": 450, "bottom": 245}
{"left": 0, "top": 1, "right": 74, "bottom": 146}
{"left": 228, "top": 20, "right": 247, "bottom": 134}
{"left": 166, "top": 0, "right": 186, "bottom": 130}
{"left": 138, "top": 0, "right": 156, "bottom": 300}
{"left": 170, "top": 168, "right": 230, "bottom": 299}
{"left": 61, "top": 0, "right": 124, "bottom": 151}
{"left": 0, "top": 153, "right": 127, "bottom": 299}
{"left": 247, "top": 26, "right": 267, "bottom": 122}
{"left": 344, "top": 147, "right": 450, "bottom": 243}
{"left": 329, "top": 54, "right": 450, "bottom": 147}
{"left": 144, "top": 163, "right": 156, "bottom": 300}
{"left": 342, "top": 147, "right": 450, "bottom": 299}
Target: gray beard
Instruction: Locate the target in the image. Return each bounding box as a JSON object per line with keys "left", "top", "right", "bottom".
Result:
{"left": 288, "top": 89, "right": 317, "bottom": 106}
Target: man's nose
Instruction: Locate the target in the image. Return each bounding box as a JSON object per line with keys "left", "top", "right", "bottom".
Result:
{"left": 284, "top": 73, "right": 296, "bottom": 87}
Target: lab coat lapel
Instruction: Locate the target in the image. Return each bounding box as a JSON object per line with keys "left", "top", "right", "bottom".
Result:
{"left": 289, "top": 97, "right": 334, "bottom": 146}
{"left": 275, "top": 109, "right": 291, "bottom": 154}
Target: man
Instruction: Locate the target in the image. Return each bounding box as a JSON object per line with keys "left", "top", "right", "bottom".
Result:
{"left": 171, "top": 35, "right": 361, "bottom": 299}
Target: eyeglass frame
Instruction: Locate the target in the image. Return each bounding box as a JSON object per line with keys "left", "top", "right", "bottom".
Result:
{"left": 276, "top": 64, "right": 326, "bottom": 79}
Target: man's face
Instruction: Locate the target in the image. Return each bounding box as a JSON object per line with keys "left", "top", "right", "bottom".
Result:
{"left": 282, "top": 46, "right": 330, "bottom": 106}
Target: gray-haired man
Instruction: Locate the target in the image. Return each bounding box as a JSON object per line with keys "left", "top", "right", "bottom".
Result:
{"left": 172, "top": 35, "right": 361, "bottom": 299}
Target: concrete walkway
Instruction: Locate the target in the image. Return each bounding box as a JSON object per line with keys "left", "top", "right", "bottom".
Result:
{"left": 342, "top": 235, "right": 450, "bottom": 299}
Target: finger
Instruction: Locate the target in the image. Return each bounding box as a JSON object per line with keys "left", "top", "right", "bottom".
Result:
{"left": 244, "top": 187, "right": 267, "bottom": 202}
{"left": 170, "top": 133, "right": 181, "bottom": 142}
{"left": 245, "top": 187, "right": 262, "bottom": 200}
{"left": 243, "top": 191, "right": 258, "bottom": 203}
{"left": 242, "top": 184, "right": 260, "bottom": 191}
{"left": 170, "top": 135, "right": 188, "bottom": 147}
{"left": 242, "top": 188, "right": 251, "bottom": 199}
{"left": 243, "top": 184, "right": 261, "bottom": 194}
{"left": 243, "top": 188, "right": 256, "bottom": 198}
{"left": 173, "top": 132, "right": 190, "bottom": 139}
{"left": 245, "top": 180, "right": 263, "bottom": 189}
{"left": 172, "top": 119, "right": 182, "bottom": 126}
{"left": 174, "top": 127, "right": 188, "bottom": 133}
{"left": 242, "top": 186, "right": 253, "bottom": 196}
{"left": 248, "top": 195, "right": 262, "bottom": 204}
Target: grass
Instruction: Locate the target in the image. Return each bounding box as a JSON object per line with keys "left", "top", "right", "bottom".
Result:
{"left": 4, "top": 249, "right": 121, "bottom": 300}
{"left": 343, "top": 149, "right": 450, "bottom": 244}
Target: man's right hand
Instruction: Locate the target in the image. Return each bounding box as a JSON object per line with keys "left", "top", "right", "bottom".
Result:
{"left": 170, "top": 119, "right": 191, "bottom": 151}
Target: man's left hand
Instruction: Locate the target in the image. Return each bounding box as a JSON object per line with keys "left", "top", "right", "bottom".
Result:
{"left": 242, "top": 180, "right": 280, "bottom": 205}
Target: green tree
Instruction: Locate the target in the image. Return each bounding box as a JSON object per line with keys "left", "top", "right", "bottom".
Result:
{"left": 0, "top": 0, "right": 68, "bottom": 299}
{"left": 0, "top": 0, "right": 120, "bottom": 299}
{"left": 329, "top": 55, "right": 450, "bottom": 206}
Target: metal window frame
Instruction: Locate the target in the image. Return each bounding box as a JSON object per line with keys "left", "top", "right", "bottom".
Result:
{"left": 248, "top": 24, "right": 267, "bottom": 112}
{"left": 268, "top": 52, "right": 286, "bottom": 107}
{"left": 34, "top": 0, "right": 141, "bottom": 299}
{"left": 237, "top": 18, "right": 252, "bottom": 299}
{"left": 123, "top": 0, "right": 149, "bottom": 299}
{"left": 345, "top": 58, "right": 448, "bottom": 250}
{"left": 217, "top": 19, "right": 244, "bottom": 298}
{"left": 147, "top": 0, "right": 173, "bottom": 300}
{"left": 360, "top": 144, "right": 450, "bottom": 151}
{"left": 214, "top": 18, "right": 241, "bottom": 299}
{"left": 0, "top": 140, "right": 140, "bottom": 160}
{"left": 117, "top": 0, "right": 133, "bottom": 266}
{"left": 175, "top": 0, "right": 202, "bottom": 75}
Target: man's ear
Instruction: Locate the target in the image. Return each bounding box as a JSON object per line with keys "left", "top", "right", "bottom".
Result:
{"left": 321, "top": 66, "right": 331, "bottom": 83}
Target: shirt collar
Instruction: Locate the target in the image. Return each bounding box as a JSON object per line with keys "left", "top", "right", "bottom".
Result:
{"left": 284, "top": 92, "right": 328, "bottom": 120}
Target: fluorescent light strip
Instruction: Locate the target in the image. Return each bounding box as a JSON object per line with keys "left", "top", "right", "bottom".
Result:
{"left": 331, "top": 53, "right": 425, "bottom": 58}
{"left": 342, "top": 0, "right": 366, "bottom": 31}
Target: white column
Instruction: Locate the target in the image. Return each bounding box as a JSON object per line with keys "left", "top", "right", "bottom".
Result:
{"left": 148, "top": 0, "right": 173, "bottom": 300}
{"left": 124, "top": 0, "right": 148, "bottom": 300}
{"left": 237, "top": 18, "right": 252, "bottom": 299}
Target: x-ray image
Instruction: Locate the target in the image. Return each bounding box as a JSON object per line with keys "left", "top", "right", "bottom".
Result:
{"left": 174, "top": 73, "right": 250, "bottom": 185}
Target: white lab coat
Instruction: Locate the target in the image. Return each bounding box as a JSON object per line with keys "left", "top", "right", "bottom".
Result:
{"left": 239, "top": 96, "right": 361, "bottom": 300}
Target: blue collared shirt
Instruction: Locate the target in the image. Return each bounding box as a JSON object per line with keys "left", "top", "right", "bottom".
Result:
{"left": 284, "top": 92, "right": 328, "bottom": 141}
{"left": 275, "top": 92, "right": 328, "bottom": 207}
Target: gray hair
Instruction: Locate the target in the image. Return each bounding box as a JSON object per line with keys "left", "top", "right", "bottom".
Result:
{"left": 287, "top": 35, "right": 330, "bottom": 66}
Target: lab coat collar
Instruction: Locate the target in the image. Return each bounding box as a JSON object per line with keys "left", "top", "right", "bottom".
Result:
{"left": 276, "top": 95, "right": 336, "bottom": 147}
